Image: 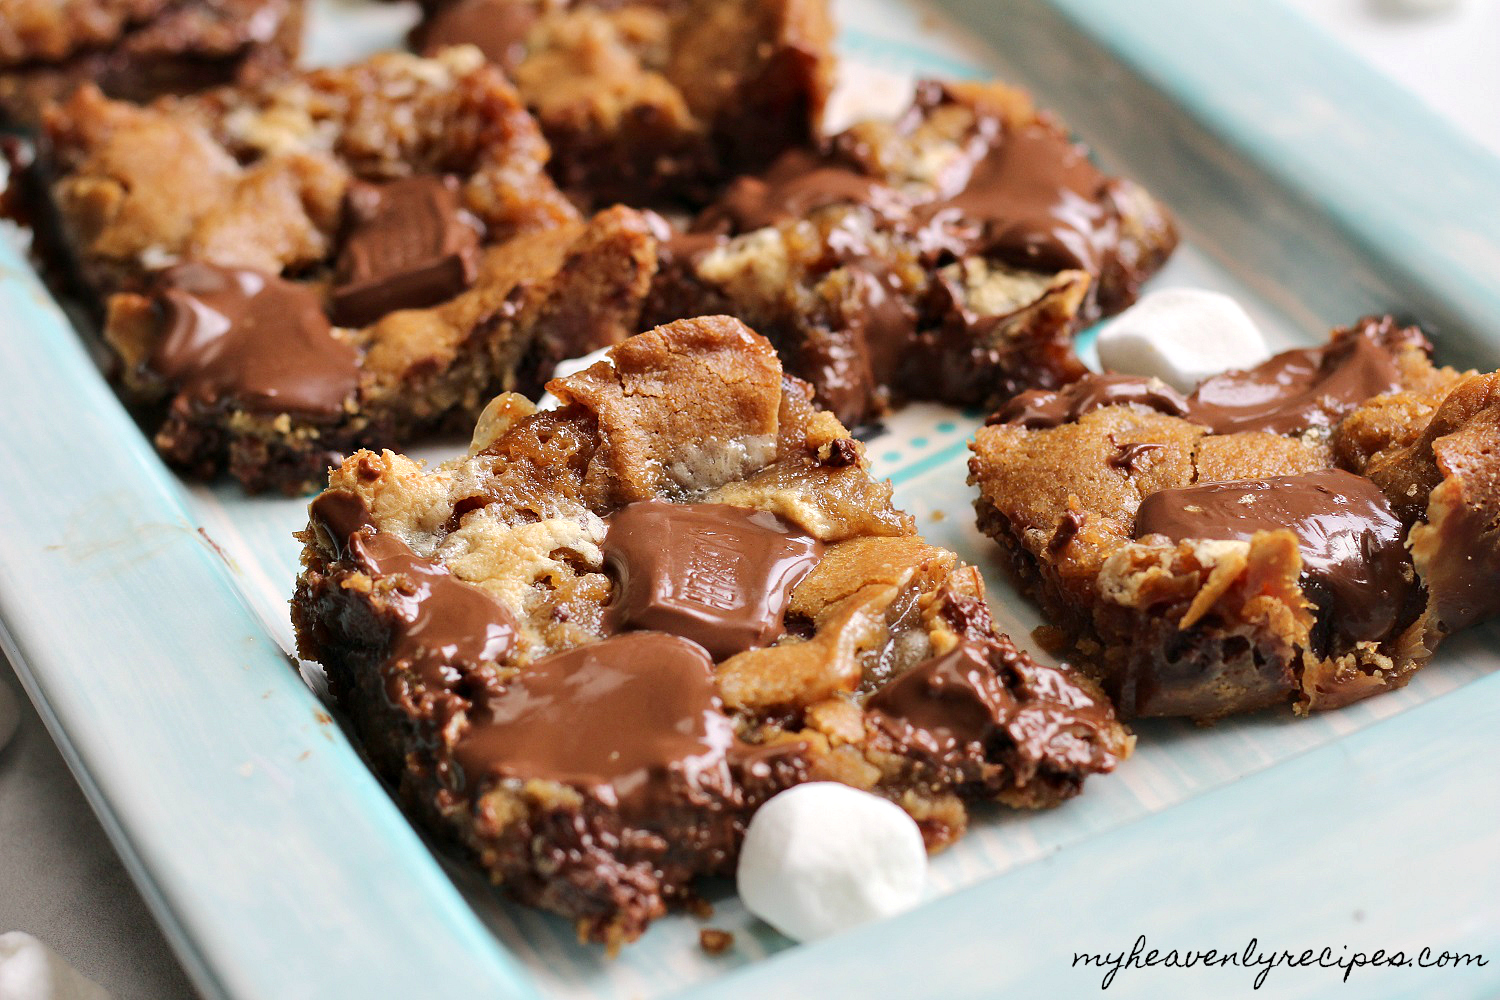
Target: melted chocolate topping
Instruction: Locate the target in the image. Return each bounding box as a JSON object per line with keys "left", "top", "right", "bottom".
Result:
{"left": 330, "top": 175, "right": 483, "bottom": 328}
{"left": 453, "top": 632, "right": 739, "bottom": 815}
{"left": 308, "top": 488, "right": 374, "bottom": 556}
{"left": 417, "top": 0, "right": 539, "bottom": 72}
{"left": 917, "top": 122, "right": 1119, "bottom": 274}
{"left": 692, "top": 149, "right": 905, "bottom": 235}
{"left": 1185, "top": 325, "right": 1420, "bottom": 436}
{"left": 996, "top": 373, "right": 1192, "bottom": 428}
{"left": 866, "top": 642, "right": 1017, "bottom": 765}
{"left": 151, "top": 263, "right": 358, "bottom": 418}
{"left": 1109, "top": 440, "right": 1163, "bottom": 473}
{"left": 999, "top": 321, "right": 1426, "bottom": 436}
{"left": 1134, "top": 468, "right": 1409, "bottom": 644}
{"left": 603, "top": 501, "right": 823, "bottom": 661}
{"left": 348, "top": 531, "right": 519, "bottom": 696}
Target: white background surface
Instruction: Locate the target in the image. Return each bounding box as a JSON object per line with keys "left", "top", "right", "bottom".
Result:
{"left": 1, "top": 2, "right": 1496, "bottom": 997}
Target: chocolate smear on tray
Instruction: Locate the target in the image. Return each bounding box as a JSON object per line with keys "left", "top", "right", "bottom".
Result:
{"left": 602, "top": 501, "right": 823, "bottom": 660}
{"left": 453, "top": 632, "right": 739, "bottom": 814}
{"left": 331, "top": 175, "right": 482, "bottom": 327}
{"left": 1134, "top": 468, "right": 1409, "bottom": 644}
{"left": 151, "top": 263, "right": 358, "bottom": 418}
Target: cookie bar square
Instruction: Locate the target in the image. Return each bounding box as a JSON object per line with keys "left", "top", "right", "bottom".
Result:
{"left": 0, "top": 0, "right": 305, "bottom": 128}
{"left": 411, "top": 0, "right": 835, "bottom": 210}
{"left": 643, "top": 80, "right": 1179, "bottom": 426}
{"left": 969, "top": 316, "right": 1500, "bottom": 720}
{"left": 22, "top": 48, "right": 661, "bottom": 493}
{"left": 292, "top": 315, "right": 1129, "bottom": 945}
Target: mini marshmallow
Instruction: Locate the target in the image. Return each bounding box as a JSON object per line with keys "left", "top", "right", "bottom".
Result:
{"left": 1376, "top": 0, "right": 1461, "bottom": 14}
{"left": 736, "top": 782, "right": 927, "bottom": 942}
{"left": 0, "top": 933, "right": 112, "bottom": 1000}
{"left": 0, "top": 681, "right": 18, "bottom": 753}
{"left": 534, "top": 346, "right": 615, "bottom": 410}
{"left": 1096, "top": 288, "right": 1271, "bottom": 393}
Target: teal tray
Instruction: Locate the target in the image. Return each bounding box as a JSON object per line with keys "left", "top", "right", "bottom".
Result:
{"left": 0, "top": 1, "right": 1495, "bottom": 997}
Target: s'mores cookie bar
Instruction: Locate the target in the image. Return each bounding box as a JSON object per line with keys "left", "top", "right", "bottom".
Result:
{"left": 970, "top": 317, "right": 1500, "bottom": 720}
{"left": 293, "top": 316, "right": 1129, "bottom": 945}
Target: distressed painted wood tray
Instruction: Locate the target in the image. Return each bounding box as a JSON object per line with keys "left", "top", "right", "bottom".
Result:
{"left": 0, "top": 0, "right": 1495, "bottom": 996}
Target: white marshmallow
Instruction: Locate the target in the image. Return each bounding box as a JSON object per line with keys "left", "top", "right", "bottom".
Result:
{"left": 534, "top": 346, "right": 615, "bottom": 410}
{"left": 1096, "top": 288, "right": 1271, "bottom": 393}
{"left": 736, "top": 782, "right": 927, "bottom": 942}
{"left": 0, "top": 933, "right": 112, "bottom": 1000}
{"left": 0, "top": 680, "right": 17, "bottom": 753}
{"left": 1376, "top": 0, "right": 1460, "bottom": 15}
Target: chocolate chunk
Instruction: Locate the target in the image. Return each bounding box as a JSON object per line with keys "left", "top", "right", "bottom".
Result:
{"left": 1134, "top": 468, "right": 1409, "bottom": 644}
{"left": 916, "top": 122, "right": 1120, "bottom": 276}
{"left": 866, "top": 642, "right": 1017, "bottom": 766}
{"left": 996, "top": 373, "right": 1192, "bottom": 428}
{"left": 416, "top": 0, "right": 539, "bottom": 73}
{"left": 820, "top": 437, "right": 861, "bottom": 467}
{"left": 151, "top": 262, "right": 358, "bottom": 418}
{"left": 330, "top": 175, "right": 482, "bottom": 328}
{"left": 602, "top": 501, "right": 823, "bottom": 661}
{"left": 1048, "top": 509, "right": 1084, "bottom": 552}
{"left": 453, "top": 632, "right": 738, "bottom": 815}
{"left": 348, "top": 531, "right": 518, "bottom": 698}
{"left": 308, "top": 488, "right": 374, "bottom": 556}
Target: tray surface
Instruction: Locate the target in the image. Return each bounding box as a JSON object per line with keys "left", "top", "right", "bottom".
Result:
{"left": 0, "top": 1, "right": 1495, "bottom": 997}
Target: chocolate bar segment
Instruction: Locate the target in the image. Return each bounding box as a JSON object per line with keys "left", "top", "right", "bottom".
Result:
{"left": 331, "top": 176, "right": 483, "bottom": 328}
{"left": 602, "top": 501, "right": 823, "bottom": 660}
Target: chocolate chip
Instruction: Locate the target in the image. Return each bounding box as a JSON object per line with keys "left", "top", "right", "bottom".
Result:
{"left": 820, "top": 437, "right": 861, "bottom": 467}
{"left": 1108, "top": 439, "right": 1162, "bottom": 473}
{"left": 1048, "top": 509, "right": 1084, "bottom": 552}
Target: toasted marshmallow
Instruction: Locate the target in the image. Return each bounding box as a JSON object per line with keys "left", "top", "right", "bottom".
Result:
{"left": 1096, "top": 288, "right": 1271, "bottom": 393}
{"left": 736, "top": 782, "right": 927, "bottom": 942}
{"left": 535, "top": 346, "right": 615, "bottom": 410}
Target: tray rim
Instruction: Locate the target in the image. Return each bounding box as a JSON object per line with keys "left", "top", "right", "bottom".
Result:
{"left": 1, "top": 1, "right": 1497, "bottom": 997}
